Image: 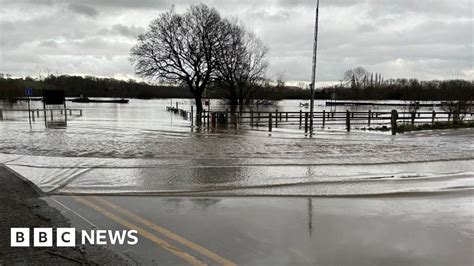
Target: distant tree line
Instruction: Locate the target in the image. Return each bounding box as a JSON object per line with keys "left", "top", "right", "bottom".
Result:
{"left": 327, "top": 66, "right": 474, "bottom": 102}
{"left": 1, "top": 74, "right": 473, "bottom": 104}
{"left": 327, "top": 78, "right": 474, "bottom": 101}
{"left": 0, "top": 74, "right": 312, "bottom": 100}
{"left": 0, "top": 75, "right": 192, "bottom": 99}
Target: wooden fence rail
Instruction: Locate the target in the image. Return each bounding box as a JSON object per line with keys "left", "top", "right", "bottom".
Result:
{"left": 166, "top": 106, "right": 474, "bottom": 135}
{"left": 0, "top": 108, "right": 83, "bottom": 121}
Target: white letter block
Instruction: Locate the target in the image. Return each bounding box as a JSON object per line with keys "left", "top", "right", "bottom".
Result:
{"left": 57, "top": 228, "right": 76, "bottom": 247}
{"left": 34, "top": 228, "right": 53, "bottom": 247}
{"left": 11, "top": 228, "right": 30, "bottom": 247}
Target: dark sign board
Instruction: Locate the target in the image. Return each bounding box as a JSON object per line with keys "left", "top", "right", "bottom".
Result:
{"left": 25, "top": 88, "right": 33, "bottom": 96}
{"left": 43, "top": 90, "right": 65, "bottom": 105}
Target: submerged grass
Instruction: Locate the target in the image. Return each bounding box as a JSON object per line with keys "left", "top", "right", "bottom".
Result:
{"left": 396, "top": 121, "right": 474, "bottom": 133}
{"left": 360, "top": 121, "right": 474, "bottom": 133}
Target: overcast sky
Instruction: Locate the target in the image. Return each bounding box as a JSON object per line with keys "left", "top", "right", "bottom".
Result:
{"left": 0, "top": 0, "right": 472, "bottom": 84}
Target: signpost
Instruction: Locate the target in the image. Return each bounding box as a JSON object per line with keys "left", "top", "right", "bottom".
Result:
{"left": 25, "top": 88, "right": 33, "bottom": 127}
{"left": 25, "top": 88, "right": 33, "bottom": 97}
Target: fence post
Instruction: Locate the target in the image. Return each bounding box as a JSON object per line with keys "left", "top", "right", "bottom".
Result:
{"left": 80, "top": 110, "right": 83, "bottom": 116}
{"left": 31, "top": 111, "right": 35, "bottom": 122}
{"left": 43, "top": 105, "right": 47, "bottom": 128}
{"left": 448, "top": 112, "right": 451, "bottom": 122}
{"left": 64, "top": 106, "right": 67, "bottom": 125}
{"left": 286, "top": 112, "right": 288, "bottom": 121}
{"left": 257, "top": 112, "right": 260, "bottom": 127}
{"left": 211, "top": 112, "right": 216, "bottom": 127}
{"left": 299, "top": 110, "right": 302, "bottom": 129}
{"left": 304, "top": 112, "right": 308, "bottom": 133}
{"left": 275, "top": 109, "right": 278, "bottom": 128}
{"left": 432, "top": 110, "right": 436, "bottom": 124}
{"left": 346, "top": 110, "right": 351, "bottom": 132}
{"left": 269, "top": 113, "right": 272, "bottom": 132}
{"left": 411, "top": 111, "right": 416, "bottom": 125}
{"left": 368, "top": 110, "right": 371, "bottom": 126}
{"left": 191, "top": 105, "right": 194, "bottom": 127}
{"left": 37, "top": 109, "right": 40, "bottom": 117}
{"left": 251, "top": 110, "right": 254, "bottom": 127}
{"left": 391, "top": 110, "right": 398, "bottom": 135}
{"left": 50, "top": 110, "right": 53, "bottom": 121}
{"left": 202, "top": 110, "right": 205, "bottom": 126}
{"left": 322, "top": 110, "right": 326, "bottom": 128}
{"left": 0, "top": 109, "right": 2, "bottom": 120}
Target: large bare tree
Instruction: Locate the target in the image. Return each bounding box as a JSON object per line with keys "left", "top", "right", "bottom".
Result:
{"left": 215, "top": 22, "right": 269, "bottom": 107}
{"left": 343, "top": 67, "right": 369, "bottom": 88}
{"left": 130, "top": 4, "right": 229, "bottom": 113}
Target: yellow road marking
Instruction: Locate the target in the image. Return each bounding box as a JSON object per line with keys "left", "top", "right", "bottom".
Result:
{"left": 93, "top": 196, "right": 236, "bottom": 266}
{"left": 72, "top": 196, "right": 206, "bottom": 266}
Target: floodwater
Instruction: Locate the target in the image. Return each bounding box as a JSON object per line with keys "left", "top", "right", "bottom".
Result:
{"left": 0, "top": 99, "right": 473, "bottom": 196}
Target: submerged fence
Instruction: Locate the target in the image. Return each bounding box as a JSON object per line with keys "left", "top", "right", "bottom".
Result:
{"left": 0, "top": 108, "right": 83, "bottom": 126}
{"left": 167, "top": 106, "right": 474, "bottom": 135}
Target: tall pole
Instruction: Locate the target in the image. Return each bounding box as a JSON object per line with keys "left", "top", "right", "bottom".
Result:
{"left": 309, "top": 0, "right": 320, "bottom": 136}
{"left": 27, "top": 95, "right": 32, "bottom": 128}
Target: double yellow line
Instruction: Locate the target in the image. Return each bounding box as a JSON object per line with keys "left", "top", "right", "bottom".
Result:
{"left": 72, "top": 196, "right": 235, "bottom": 266}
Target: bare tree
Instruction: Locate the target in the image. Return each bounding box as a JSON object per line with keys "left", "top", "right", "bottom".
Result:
{"left": 215, "top": 21, "right": 268, "bottom": 107}
{"left": 441, "top": 80, "right": 473, "bottom": 123}
{"left": 130, "top": 4, "right": 230, "bottom": 113}
{"left": 343, "top": 67, "right": 369, "bottom": 88}
{"left": 275, "top": 72, "right": 286, "bottom": 88}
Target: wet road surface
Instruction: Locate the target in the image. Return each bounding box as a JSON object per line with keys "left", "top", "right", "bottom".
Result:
{"left": 46, "top": 194, "right": 473, "bottom": 266}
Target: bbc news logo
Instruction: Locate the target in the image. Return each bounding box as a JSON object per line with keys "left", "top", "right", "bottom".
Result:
{"left": 11, "top": 228, "right": 138, "bottom": 247}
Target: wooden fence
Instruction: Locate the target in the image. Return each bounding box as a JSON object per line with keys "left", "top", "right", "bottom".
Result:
{"left": 0, "top": 108, "right": 83, "bottom": 122}
{"left": 167, "top": 106, "right": 474, "bottom": 135}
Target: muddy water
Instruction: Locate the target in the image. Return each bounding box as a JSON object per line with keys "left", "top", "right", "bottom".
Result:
{"left": 1, "top": 99, "right": 473, "bottom": 195}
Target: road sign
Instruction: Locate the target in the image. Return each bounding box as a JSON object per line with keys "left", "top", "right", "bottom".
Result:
{"left": 25, "top": 88, "right": 33, "bottom": 96}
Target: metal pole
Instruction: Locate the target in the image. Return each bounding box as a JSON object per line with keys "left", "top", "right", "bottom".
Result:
{"left": 43, "top": 93, "right": 47, "bottom": 128}
{"left": 309, "top": 0, "right": 320, "bottom": 136}
{"left": 64, "top": 98, "right": 67, "bottom": 126}
{"left": 27, "top": 96, "right": 32, "bottom": 128}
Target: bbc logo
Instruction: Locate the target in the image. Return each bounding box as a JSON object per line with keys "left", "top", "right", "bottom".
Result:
{"left": 11, "top": 228, "right": 138, "bottom": 247}
{"left": 11, "top": 228, "right": 76, "bottom": 247}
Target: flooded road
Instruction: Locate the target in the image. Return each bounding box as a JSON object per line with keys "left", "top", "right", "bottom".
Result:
{"left": 2, "top": 99, "right": 473, "bottom": 265}
{"left": 1, "top": 99, "right": 473, "bottom": 196}
{"left": 47, "top": 194, "right": 474, "bottom": 266}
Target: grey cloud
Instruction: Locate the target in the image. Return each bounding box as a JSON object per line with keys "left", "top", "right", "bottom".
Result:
{"left": 68, "top": 4, "right": 99, "bottom": 17}
{"left": 247, "top": 9, "right": 293, "bottom": 22}
{"left": 100, "top": 24, "right": 145, "bottom": 38}
{"left": 0, "top": 0, "right": 472, "bottom": 81}
{"left": 38, "top": 40, "right": 59, "bottom": 47}
{"left": 277, "top": 0, "right": 471, "bottom": 18}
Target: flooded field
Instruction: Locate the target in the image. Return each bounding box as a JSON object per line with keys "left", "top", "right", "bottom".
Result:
{"left": 1, "top": 99, "right": 473, "bottom": 196}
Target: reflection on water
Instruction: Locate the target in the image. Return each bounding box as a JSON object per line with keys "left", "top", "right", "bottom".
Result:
{"left": 307, "top": 198, "right": 313, "bottom": 236}
{"left": 1, "top": 99, "right": 473, "bottom": 196}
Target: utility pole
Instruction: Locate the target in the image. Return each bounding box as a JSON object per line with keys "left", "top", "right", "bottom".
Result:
{"left": 309, "top": 0, "right": 320, "bottom": 136}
